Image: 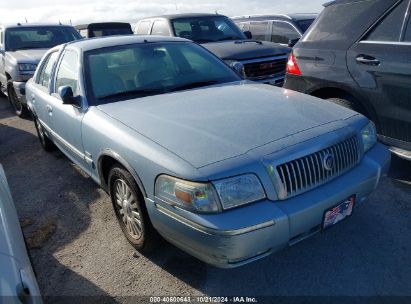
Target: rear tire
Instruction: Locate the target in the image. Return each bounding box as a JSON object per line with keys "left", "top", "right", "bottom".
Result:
{"left": 7, "top": 80, "right": 30, "bottom": 118}
{"left": 33, "top": 115, "right": 55, "bottom": 151}
{"left": 108, "top": 165, "right": 158, "bottom": 253}
{"left": 327, "top": 97, "right": 365, "bottom": 116}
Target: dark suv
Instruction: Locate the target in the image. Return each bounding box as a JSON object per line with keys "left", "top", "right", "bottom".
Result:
{"left": 232, "top": 14, "right": 317, "bottom": 46}
{"left": 134, "top": 13, "right": 290, "bottom": 86}
{"left": 284, "top": 0, "right": 411, "bottom": 160}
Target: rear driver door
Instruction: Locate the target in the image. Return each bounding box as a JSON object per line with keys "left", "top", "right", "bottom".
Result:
{"left": 347, "top": 0, "right": 411, "bottom": 148}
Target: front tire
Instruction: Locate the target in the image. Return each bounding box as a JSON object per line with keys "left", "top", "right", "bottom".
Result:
{"left": 7, "top": 80, "right": 29, "bottom": 118}
{"left": 33, "top": 115, "right": 55, "bottom": 151}
{"left": 108, "top": 166, "right": 158, "bottom": 252}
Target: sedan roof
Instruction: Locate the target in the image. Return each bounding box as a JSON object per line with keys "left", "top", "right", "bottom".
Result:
{"left": 66, "top": 35, "right": 190, "bottom": 52}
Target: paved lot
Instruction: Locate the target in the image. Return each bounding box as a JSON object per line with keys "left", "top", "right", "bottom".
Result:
{"left": 0, "top": 96, "right": 410, "bottom": 302}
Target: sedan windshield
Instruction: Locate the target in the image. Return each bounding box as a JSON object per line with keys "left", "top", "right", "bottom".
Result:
{"left": 85, "top": 42, "right": 241, "bottom": 105}
{"left": 5, "top": 26, "right": 81, "bottom": 51}
{"left": 171, "top": 16, "right": 246, "bottom": 43}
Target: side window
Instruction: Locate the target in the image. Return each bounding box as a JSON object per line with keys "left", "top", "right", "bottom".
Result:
{"left": 151, "top": 20, "right": 170, "bottom": 36}
{"left": 366, "top": 0, "right": 408, "bottom": 42}
{"left": 79, "top": 29, "right": 88, "bottom": 38}
{"left": 38, "top": 52, "right": 59, "bottom": 88}
{"left": 271, "top": 22, "right": 300, "bottom": 44}
{"left": 55, "top": 50, "right": 79, "bottom": 95}
{"left": 248, "top": 21, "right": 270, "bottom": 41}
{"left": 136, "top": 21, "right": 151, "bottom": 35}
{"left": 0, "top": 30, "right": 3, "bottom": 47}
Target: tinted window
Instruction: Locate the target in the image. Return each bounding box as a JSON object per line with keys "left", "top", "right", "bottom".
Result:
{"left": 248, "top": 21, "right": 270, "bottom": 41}
{"left": 405, "top": 14, "right": 411, "bottom": 41}
{"left": 296, "top": 19, "right": 315, "bottom": 33}
{"left": 5, "top": 26, "right": 80, "bottom": 51}
{"left": 85, "top": 42, "right": 240, "bottom": 104}
{"left": 271, "top": 22, "right": 300, "bottom": 44}
{"left": 90, "top": 26, "right": 132, "bottom": 38}
{"left": 38, "top": 52, "right": 59, "bottom": 88}
{"left": 304, "top": 1, "right": 375, "bottom": 43}
{"left": 136, "top": 21, "right": 151, "bottom": 35}
{"left": 172, "top": 16, "right": 245, "bottom": 42}
{"left": 366, "top": 0, "right": 408, "bottom": 42}
{"left": 151, "top": 20, "right": 170, "bottom": 36}
{"left": 55, "top": 50, "right": 79, "bottom": 95}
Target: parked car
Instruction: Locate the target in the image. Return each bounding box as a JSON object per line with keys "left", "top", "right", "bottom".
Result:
{"left": 26, "top": 35, "right": 390, "bottom": 268}
{"left": 0, "top": 23, "right": 81, "bottom": 117}
{"left": 283, "top": 0, "right": 411, "bottom": 160}
{"left": 0, "top": 164, "right": 42, "bottom": 303}
{"left": 232, "top": 14, "right": 317, "bottom": 46}
{"left": 134, "top": 13, "right": 290, "bottom": 86}
{"left": 75, "top": 22, "right": 133, "bottom": 38}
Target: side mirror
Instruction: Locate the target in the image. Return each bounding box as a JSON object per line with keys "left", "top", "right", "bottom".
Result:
{"left": 288, "top": 38, "right": 300, "bottom": 48}
{"left": 0, "top": 47, "right": 5, "bottom": 55}
{"left": 243, "top": 31, "right": 252, "bottom": 39}
{"left": 230, "top": 61, "right": 246, "bottom": 78}
{"left": 58, "top": 86, "right": 79, "bottom": 106}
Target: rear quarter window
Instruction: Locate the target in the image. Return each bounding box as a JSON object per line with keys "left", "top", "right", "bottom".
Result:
{"left": 303, "top": 1, "right": 376, "bottom": 43}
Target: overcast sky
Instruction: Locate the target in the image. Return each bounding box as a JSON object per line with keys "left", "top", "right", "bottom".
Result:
{"left": 0, "top": 0, "right": 325, "bottom": 25}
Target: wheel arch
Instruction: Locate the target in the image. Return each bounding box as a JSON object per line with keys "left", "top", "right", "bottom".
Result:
{"left": 308, "top": 86, "right": 380, "bottom": 128}
{"left": 97, "top": 149, "right": 147, "bottom": 198}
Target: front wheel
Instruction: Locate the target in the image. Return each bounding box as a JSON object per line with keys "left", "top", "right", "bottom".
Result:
{"left": 7, "top": 81, "right": 29, "bottom": 117}
{"left": 108, "top": 166, "right": 158, "bottom": 252}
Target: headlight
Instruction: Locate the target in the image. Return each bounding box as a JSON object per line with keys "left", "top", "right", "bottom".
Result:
{"left": 224, "top": 60, "right": 246, "bottom": 77}
{"left": 155, "top": 175, "right": 220, "bottom": 213}
{"left": 212, "top": 174, "right": 265, "bottom": 210}
{"left": 155, "top": 174, "right": 266, "bottom": 213}
{"left": 361, "top": 121, "right": 377, "bottom": 153}
{"left": 18, "top": 63, "right": 37, "bottom": 71}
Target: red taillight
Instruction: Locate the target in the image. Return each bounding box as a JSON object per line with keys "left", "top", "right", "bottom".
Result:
{"left": 286, "top": 52, "right": 301, "bottom": 76}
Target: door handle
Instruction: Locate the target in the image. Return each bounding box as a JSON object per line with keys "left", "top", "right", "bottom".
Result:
{"left": 46, "top": 105, "right": 53, "bottom": 113}
{"left": 356, "top": 55, "right": 380, "bottom": 66}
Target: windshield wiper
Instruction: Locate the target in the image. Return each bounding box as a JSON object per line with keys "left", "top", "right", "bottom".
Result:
{"left": 168, "top": 80, "right": 220, "bottom": 92}
{"left": 98, "top": 88, "right": 167, "bottom": 100}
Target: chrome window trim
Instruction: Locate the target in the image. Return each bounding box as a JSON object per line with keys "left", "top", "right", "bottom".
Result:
{"left": 359, "top": 40, "right": 411, "bottom": 45}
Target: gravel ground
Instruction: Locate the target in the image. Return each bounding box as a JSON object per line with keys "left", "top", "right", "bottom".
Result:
{"left": 0, "top": 96, "right": 410, "bottom": 303}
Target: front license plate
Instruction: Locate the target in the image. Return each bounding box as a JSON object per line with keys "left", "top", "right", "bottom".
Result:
{"left": 322, "top": 196, "right": 355, "bottom": 230}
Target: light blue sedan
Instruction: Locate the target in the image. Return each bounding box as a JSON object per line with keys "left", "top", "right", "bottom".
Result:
{"left": 26, "top": 36, "right": 390, "bottom": 268}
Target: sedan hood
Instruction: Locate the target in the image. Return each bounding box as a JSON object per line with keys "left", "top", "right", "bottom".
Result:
{"left": 202, "top": 40, "right": 290, "bottom": 61}
{"left": 6, "top": 49, "right": 48, "bottom": 64}
{"left": 98, "top": 82, "right": 357, "bottom": 168}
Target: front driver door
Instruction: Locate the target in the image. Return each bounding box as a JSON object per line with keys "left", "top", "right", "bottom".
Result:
{"left": 347, "top": 0, "right": 411, "bottom": 149}
{"left": 49, "top": 48, "right": 90, "bottom": 171}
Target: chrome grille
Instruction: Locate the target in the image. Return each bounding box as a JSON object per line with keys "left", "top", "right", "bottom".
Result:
{"left": 274, "top": 136, "right": 360, "bottom": 199}
{"left": 243, "top": 57, "right": 287, "bottom": 79}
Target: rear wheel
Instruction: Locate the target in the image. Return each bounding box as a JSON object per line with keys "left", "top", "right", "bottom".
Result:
{"left": 108, "top": 166, "right": 158, "bottom": 252}
{"left": 7, "top": 80, "right": 30, "bottom": 117}
{"left": 33, "top": 115, "right": 55, "bottom": 151}
{"left": 327, "top": 97, "right": 365, "bottom": 116}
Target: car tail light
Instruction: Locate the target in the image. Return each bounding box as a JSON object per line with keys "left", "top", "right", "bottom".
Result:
{"left": 286, "top": 52, "right": 301, "bottom": 76}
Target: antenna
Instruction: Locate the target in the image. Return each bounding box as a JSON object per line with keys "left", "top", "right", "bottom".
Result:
{"left": 70, "top": 19, "right": 72, "bottom": 25}
{"left": 25, "top": 17, "right": 28, "bottom": 23}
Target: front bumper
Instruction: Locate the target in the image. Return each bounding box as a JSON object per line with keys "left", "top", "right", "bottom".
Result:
{"left": 12, "top": 81, "right": 27, "bottom": 105}
{"left": 148, "top": 143, "right": 390, "bottom": 268}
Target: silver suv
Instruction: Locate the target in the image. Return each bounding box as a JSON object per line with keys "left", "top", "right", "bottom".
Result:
{"left": 0, "top": 23, "right": 81, "bottom": 117}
